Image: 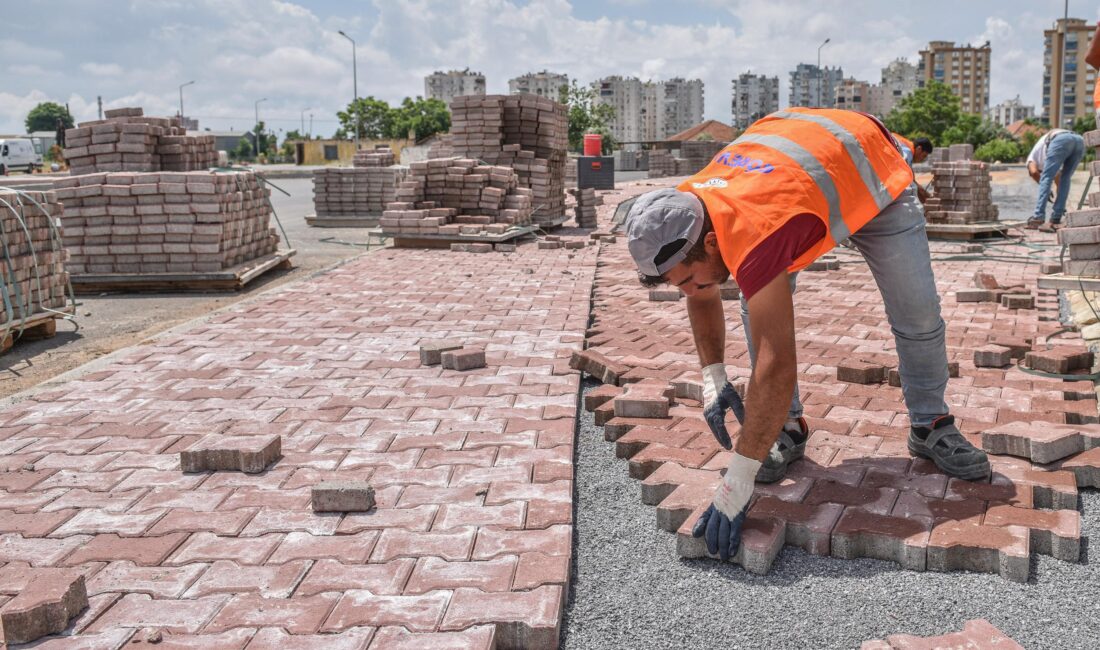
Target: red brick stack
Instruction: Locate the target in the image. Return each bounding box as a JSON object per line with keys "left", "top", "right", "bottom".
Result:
{"left": 379, "top": 157, "right": 533, "bottom": 236}
{"left": 55, "top": 171, "right": 280, "bottom": 274}
{"left": 312, "top": 146, "right": 407, "bottom": 218}
{"left": 680, "top": 140, "right": 728, "bottom": 175}
{"left": 62, "top": 107, "right": 217, "bottom": 176}
{"left": 924, "top": 161, "right": 998, "bottom": 224}
{"left": 449, "top": 94, "right": 567, "bottom": 227}
{"left": 0, "top": 189, "right": 70, "bottom": 327}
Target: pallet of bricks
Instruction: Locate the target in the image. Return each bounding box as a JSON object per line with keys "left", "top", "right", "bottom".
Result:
{"left": 55, "top": 172, "right": 280, "bottom": 275}
{"left": 648, "top": 149, "right": 680, "bottom": 178}
{"left": 449, "top": 94, "right": 567, "bottom": 228}
{"left": 311, "top": 146, "right": 407, "bottom": 222}
{"left": 0, "top": 188, "right": 72, "bottom": 351}
{"left": 1056, "top": 129, "right": 1100, "bottom": 277}
{"left": 680, "top": 140, "right": 728, "bottom": 175}
{"left": 569, "top": 187, "right": 601, "bottom": 228}
{"left": 63, "top": 107, "right": 217, "bottom": 175}
{"left": 923, "top": 145, "right": 998, "bottom": 225}
{"left": 379, "top": 157, "right": 532, "bottom": 241}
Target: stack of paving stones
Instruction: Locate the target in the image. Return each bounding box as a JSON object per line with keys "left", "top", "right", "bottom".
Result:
{"left": 956, "top": 271, "right": 1036, "bottom": 318}
{"left": 647, "top": 150, "right": 680, "bottom": 178}
{"left": 680, "top": 140, "right": 728, "bottom": 175}
{"left": 924, "top": 161, "right": 998, "bottom": 224}
{"left": 379, "top": 157, "right": 533, "bottom": 237}
{"left": 570, "top": 204, "right": 1098, "bottom": 582}
{"left": 427, "top": 134, "right": 455, "bottom": 159}
{"left": 0, "top": 189, "right": 70, "bottom": 327}
{"left": 565, "top": 154, "right": 579, "bottom": 188}
{"left": 569, "top": 187, "right": 601, "bottom": 228}
{"left": 1057, "top": 129, "right": 1100, "bottom": 277}
{"left": 926, "top": 142, "right": 974, "bottom": 164}
{"left": 449, "top": 94, "right": 567, "bottom": 227}
{"left": 311, "top": 148, "right": 408, "bottom": 218}
{"left": 63, "top": 107, "right": 217, "bottom": 176}
{"left": 55, "top": 171, "right": 280, "bottom": 274}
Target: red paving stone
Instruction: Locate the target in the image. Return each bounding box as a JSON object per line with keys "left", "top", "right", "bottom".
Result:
{"left": 579, "top": 206, "right": 1097, "bottom": 582}
{"left": 0, "top": 183, "right": 669, "bottom": 647}
{"left": 861, "top": 618, "right": 1024, "bottom": 649}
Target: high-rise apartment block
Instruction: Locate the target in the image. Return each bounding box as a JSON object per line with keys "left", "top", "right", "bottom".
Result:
{"left": 868, "top": 59, "right": 919, "bottom": 117}
{"left": 593, "top": 76, "right": 704, "bottom": 142}
{"left": 834, "top": 78, "right": 870, "bottom": 112}
{"left": 508, "top": 71, "right": 569, "bottom": 101}
{"left": 731, "top": 72, "right": 779, "bottom": 129}
{"left": 1043, "top": 18, "right": 1098, "bottom": 128}
{"left": 424, "top": 69, "right": 486, "bottom": 108}
{"left": 991, "top": 96, "right": 1036, "bottom": 127}
{"left": 917, "top": 41, "right": 991, "bottom": 115}
{"left": 789, "top": 64, "right": 844, "bottom": 108}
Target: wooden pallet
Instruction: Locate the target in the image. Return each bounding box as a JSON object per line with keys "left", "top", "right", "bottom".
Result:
{"left": 388, "top": 226, "right": 537, "bottom": 249}
{"left": 304, "top": 214, "right": 380, "bottom": 228}
{"left": 1037, "top": 273, "right": 1100, "bottom": 291}
{"left": 70, "top": 249, "right": 296, "bottom": 294}
{"left": 1, "top": 305, "right": 75, "bottom": 353}
{"left": 924, "top": 221, "right": 1017, "bottom": 241}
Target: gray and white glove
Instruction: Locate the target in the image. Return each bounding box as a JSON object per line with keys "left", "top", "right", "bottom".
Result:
{"left": 691, "top": 452, "right": 761, "bottom": 561}
{"left": 701, "top": 363, "right": 745, "bottom": 450}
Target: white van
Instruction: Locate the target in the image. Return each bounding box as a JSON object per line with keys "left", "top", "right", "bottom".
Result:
{"left": 0, "top": 139, "right": 43, "bottom": 174}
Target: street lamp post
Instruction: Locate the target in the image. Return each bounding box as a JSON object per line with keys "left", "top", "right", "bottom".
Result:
{"left": 301, "top": 107, "right": 310, "bottom": 135}
{"left": 338, "top": 30, "right": 360, "bottom": 151}
{"left": 178, "top": 80, "right": 195, "bottom": 121}
{"left": 309, "top": 113, "right": 313, "bottom": 139}
{"left": 254, "top": 98, "right": 267, "bottom": 159}
{"left": 816, "top": 38, "right": 831, "bottom": 107}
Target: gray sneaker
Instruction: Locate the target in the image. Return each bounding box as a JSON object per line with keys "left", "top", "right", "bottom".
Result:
{"left": 908, "top": 415, "right": 990, "bottom": 481}
{"left": 756, "top": 417, "right": 808, "bottom": 484}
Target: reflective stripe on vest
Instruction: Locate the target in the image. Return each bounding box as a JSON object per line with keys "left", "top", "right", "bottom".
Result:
{"left": 773, "top": 110, "right": 896, "bottom": 213}
{"left": 733, "top": 132, "right": 852, "bottom": 244}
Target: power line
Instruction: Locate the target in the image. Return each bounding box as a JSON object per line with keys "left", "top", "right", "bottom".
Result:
{"left": 189, "top": 115, "right": 340, "bottom": 124}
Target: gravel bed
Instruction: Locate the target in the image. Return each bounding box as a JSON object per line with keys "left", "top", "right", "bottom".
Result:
{"left": 562, "top": 380, "right": 1100, "bottom": 650}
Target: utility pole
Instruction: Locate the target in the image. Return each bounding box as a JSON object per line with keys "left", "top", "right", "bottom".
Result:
{"left": 178, "top": 80, "right": 195, "bottom": 121}
{"left": 816, "top": 38, "right": 831, "bottom": 107}
{"left": 301, "top": 107, "right": 310, "bottom": 135}
{"left": 338, "top": 30, "right": 360, "bottom": 150}
{"left": 309, "top": 113, "right": 313, "bottom": 139}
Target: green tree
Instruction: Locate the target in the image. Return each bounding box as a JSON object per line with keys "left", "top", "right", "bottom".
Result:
{"left": 974, "top": 138, "right": 1023, "bottom": 163}
{"left": 559, "top": 81, "right": 616, "bottom": 153}
{"left": 388, "top": 97, "right": 451, "bottom": 141}
{"left": 250, "top": 122, "right": 277, "bottom": 156}
{"left": 337, "top": 96, "right": 396, "bottom": 140}
{"left": 941, "top": 115, "right": 1007, "bottom": 149}
{"left": 25, "top": 102, "right": 74, "bottom": 133}
{"left": 884, "top": 81, "right": 961, "bottom": 145}
{"left": 281, "top": 129, "right": 304, "bottom": 158}
{"left": 1072, "top": 115, "right": 1094, "bottom": 135}
{"left": 232, "top": 138, "right": 253, "bottom": 161}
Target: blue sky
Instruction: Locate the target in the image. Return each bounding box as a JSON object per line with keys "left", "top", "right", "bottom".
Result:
{"left": 3, "top": 0, "right": 1097, "bottom": 136}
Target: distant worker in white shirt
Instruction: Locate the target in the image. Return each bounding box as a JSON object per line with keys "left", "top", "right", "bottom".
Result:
{"left": 1025, "top": 128, "right": 1085, "bottom": 233}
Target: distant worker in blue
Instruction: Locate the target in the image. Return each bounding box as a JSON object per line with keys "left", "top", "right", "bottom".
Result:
{"left": 1025, "top": 128, "right": 1086, "bottom": 233}
{"left": 892, "top": 133, "right": 933, "bottom": 203}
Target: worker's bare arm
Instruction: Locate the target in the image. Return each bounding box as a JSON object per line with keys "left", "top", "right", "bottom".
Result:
{"left": 737, "top": 272, "right": 798, "bottom": 461}
{"left": 1087, "top": 24, "right": 1100, "bottom": 69}
{"left": 916, "top": 184, "right": 930, "bottom": 204}
{"left": 686, "top": 284, "right": 725, "bottom": 367}
{"left": 1027, "top": 162, "right": 1041, "bottom": 183}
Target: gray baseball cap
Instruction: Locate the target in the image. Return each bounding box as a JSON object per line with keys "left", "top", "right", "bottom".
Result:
{"left": 625, "top": 188, "right": 705, "bottom": 277}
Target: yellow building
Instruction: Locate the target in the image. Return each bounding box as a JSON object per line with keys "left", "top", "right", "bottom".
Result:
{"left": 917, "top": 40, "right": 991, "bottom": 115}
{"left": 287, "top": 138, "right": 414, "bottom": 165}
{"left": 1043, "top": 18, "right": 1098, "bottom": 128}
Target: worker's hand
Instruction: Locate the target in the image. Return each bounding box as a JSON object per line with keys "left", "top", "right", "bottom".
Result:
{"left": 1028, "top": 164, "right": 1041, "bottom": 183}
{"left": 702, "top": 363, "right": 744, "bottom": 450}
{"left": 692, "top": 452, "right": 761, "bottom": 561}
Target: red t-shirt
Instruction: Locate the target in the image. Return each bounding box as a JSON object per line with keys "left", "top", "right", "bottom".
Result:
{"left": 735, "top": 214, "right": 826, "bottom": 301}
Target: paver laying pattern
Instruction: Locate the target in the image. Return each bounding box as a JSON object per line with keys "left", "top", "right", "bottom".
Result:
{"left": 0, "top": 230, "right": 607, "bottom": 647}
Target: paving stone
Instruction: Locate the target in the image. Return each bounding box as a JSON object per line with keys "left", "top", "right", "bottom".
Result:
{"left": 441, "top": 348, "right": 486, "bottom": 371}
{"left": 982, "top": 421, "right": 1100, "bottom": 464}
{"left": 612, "top": 380, "right": 673, "bottom": 419}
{"left": 1025, "top": 347, "right": 1095, "bottom": 374}
{"left": 973, "top": 345, "right": 1012, "bottom": 368}
{"left": 311, "top": 481, "right": 376, "bottom": 512}
{"left": 419, "top": 341, "right": 463, "bottom": 366}
{"left": 440, "top": 586, "right": 562, "bottom": 648}
{"left": 861, "top": 619, "right": 1024, "bottom": 649}
{"left": 1000, "top": 293, "right": 1034, "bottom": 309}
{"left": 179, "top": 434, "right": 281, "bottom": 474}
{"left": 675, "top": 505, "right": 787, "bottom": 574}
{"left": 926, "top": 519, "right": 1030, "bottom": 582}
{"left": 569, "top": 349, "right": 628, "bottom": 385}
{"left": 837, "top": 361, "right": 887, "bottom": 384}
{"left": 0, "top": 569, "right": 87, "bottom": 644}
{"left": 831, "top": 509, "right": 930, "bottom": 571}
{"left": 1057, "top": 447, "right": 1100, "bottom": 487}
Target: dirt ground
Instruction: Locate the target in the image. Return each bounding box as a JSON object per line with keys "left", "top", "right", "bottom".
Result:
{"left": 0, "top": 177, "right": 377, "bottom": 399}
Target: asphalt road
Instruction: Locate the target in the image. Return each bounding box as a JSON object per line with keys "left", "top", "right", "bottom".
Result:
{"left": 0, "top": 177, "right": 374, "bottom": 399}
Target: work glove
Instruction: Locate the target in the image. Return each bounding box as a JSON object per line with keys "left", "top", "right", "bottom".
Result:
{"left": 702, "top": 363, "right": 745, "bottom": 450}
{"left": 692, "top": 452, "right": 761, "bottom": 561}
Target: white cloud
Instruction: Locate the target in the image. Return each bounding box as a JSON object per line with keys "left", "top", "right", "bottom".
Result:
{"left": 80, "top": 63, "right": 124, "bottom": 77}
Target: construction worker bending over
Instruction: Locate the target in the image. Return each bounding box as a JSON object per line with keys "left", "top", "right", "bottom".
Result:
{"left": 1025, "top": 128, "right": 1085, "bottom": 233}
{"left": 892, "top": 134, "right": 934, "bottom": 203}
{"left": 624, "top": 108, "right": 989, "bottom": 561}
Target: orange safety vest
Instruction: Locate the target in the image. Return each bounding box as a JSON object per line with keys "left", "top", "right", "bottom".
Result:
{"left": 678, "top": 108, "right": 914, "bottom": 277}
{"left": 892, "top": 133, "right": 914, "bottom": 153}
